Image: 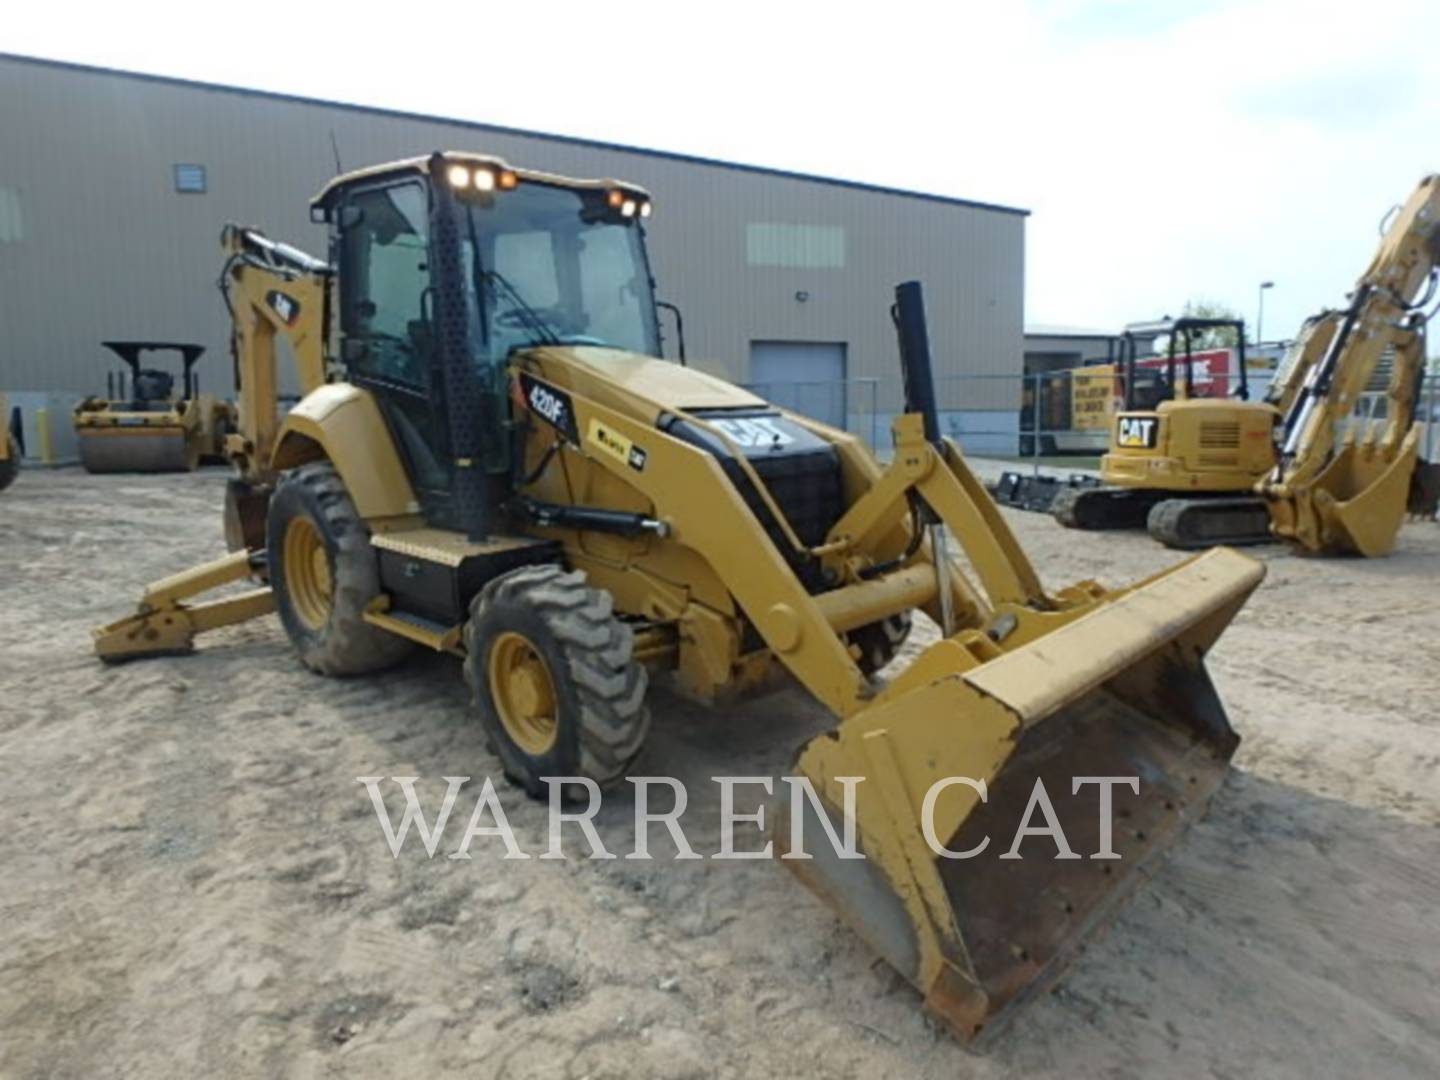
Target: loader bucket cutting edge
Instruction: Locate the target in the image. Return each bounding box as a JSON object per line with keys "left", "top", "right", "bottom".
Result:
{"left": 776, "top": 547, "right": 1265, "bottom": 1043}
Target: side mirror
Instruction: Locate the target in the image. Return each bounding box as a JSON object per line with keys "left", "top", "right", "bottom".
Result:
{"left": 338, "top": 205, "right": 365, "bottom": 230}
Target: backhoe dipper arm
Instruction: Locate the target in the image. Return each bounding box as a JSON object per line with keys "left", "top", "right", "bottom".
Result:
{"left": 217, "top": 224, "right": 332, "bottom": 484}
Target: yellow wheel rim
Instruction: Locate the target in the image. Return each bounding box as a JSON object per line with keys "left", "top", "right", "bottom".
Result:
{"left": 488, "top": 631, "right": 559, "bottom": 756}
{"left": 283, "top": 515, "right": 333, "bottom": 631}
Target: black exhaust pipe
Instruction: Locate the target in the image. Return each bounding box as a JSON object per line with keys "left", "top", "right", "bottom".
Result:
{"left": 427, "top": 151, "right": 507, "bottom": 541}
{"left": 891, "top": 281, "right": 958, "bottom": 634}
{"left": 893, "top": 281, "right": 941, "bottom": 446}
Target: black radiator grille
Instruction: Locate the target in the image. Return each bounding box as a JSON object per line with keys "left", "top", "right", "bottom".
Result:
{"left": 721, "top": 448, "right": 843, "bottom": 588}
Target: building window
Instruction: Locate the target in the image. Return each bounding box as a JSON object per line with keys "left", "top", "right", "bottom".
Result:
{"left": 746, "top": 223, "right": 846, "bottom": 269}
{"left": 0, "top": 187, "right": 23, "bottom": 243}
{"left": 173, "top": 164, "right": 207, "bottom": 194}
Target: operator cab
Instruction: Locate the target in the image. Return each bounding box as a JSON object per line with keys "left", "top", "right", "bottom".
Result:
{"left": 311, "top": 152, "right": 663, "bottom": 533}
{"left": 97, "top": 341, "right": 207, "bottom": 411}
{"left": 1118, "top": 316, "right": 1250, "bottom": 409}
{"left": 1101, "top": 315, "right": 1276, "bottom": 491}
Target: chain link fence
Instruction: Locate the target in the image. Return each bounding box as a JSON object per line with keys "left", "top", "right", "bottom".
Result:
{"left": 742, "top": 370, "right": 1440, "bottom": 465}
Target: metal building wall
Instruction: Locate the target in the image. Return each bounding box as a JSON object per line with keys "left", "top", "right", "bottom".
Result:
{"left": 0, "top": 54, "right": 1025, "bottom": 415}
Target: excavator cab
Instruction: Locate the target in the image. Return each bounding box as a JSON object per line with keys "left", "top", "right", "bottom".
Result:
{"left": 1053, "top": 321, "right": 1279, "bottom": 532}
{"left": 1098, "top": 318, "right": 1277, "bottom": 497}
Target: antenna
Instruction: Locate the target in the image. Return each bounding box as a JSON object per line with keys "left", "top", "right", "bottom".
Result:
{"left": 328, "top": 130, "right": 343, "bottom": 175}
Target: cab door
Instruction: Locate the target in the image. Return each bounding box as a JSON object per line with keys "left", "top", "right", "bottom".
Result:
{"left": 335, "top": 179, "right": 455, "bottom": 521}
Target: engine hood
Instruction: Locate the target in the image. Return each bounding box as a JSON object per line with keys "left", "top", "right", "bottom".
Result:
{"left": 524, "top": 346, "right": 766, "bottom": 413}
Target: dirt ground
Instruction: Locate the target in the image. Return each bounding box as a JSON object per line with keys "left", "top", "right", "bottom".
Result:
{"left": 2, "top": 465, "right": 1438, "bottom": 1079}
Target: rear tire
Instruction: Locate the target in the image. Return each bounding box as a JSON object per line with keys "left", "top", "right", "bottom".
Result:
{"left": 464, "top": 565, "right": 650, "bottom": 799}
{"left": 0, "top": 436, "right": 19, "bottom": 492}
{"left": 266, "top": 461, "right": 415, "bottom": 676}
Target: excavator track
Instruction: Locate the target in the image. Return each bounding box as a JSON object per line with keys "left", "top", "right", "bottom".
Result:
{"left": 1051, "top": 484, "right": 1168, "bottom": 530}
{"left": 1147, "top": 496, "right": 1273, "bottom": 550}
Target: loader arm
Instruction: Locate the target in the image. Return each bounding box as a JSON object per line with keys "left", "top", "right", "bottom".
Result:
{"left": 1263, "top": 175, "right": 1440, "bottom": 554}
{"left": 521, "top": 331, "right": 1264, "bottom": 1042}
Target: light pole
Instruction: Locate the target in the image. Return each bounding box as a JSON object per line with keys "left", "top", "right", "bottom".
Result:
{"left": 1256, "top": 280, "right": 1274, "bottom": 346}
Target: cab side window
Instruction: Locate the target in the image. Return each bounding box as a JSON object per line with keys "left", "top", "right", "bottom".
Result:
{"left": 339, "top": 182, "right": 431, "bottom": 387}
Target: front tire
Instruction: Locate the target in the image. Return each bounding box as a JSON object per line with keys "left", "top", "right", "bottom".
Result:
{"left": 464, "top": 565, "right": 650, "bottom": 799}
{"left": 266, "top": 461, "right": 415, "bottom": 675}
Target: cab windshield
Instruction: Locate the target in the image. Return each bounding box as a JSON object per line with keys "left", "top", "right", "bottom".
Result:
{"left": 463, "top": 182, "right": 661, "bottom": 362}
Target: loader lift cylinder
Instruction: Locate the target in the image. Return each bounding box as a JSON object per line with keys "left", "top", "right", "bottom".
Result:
{"left": 891, "top": 280, "right": 956, "bottom": 633}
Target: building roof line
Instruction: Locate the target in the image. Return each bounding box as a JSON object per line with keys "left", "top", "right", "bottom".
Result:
{"left": 1024, "top": 327, "right": 1120, "bottom": 340}
{"left": 0, "top": 51, "right": 1030, "bottom": 218}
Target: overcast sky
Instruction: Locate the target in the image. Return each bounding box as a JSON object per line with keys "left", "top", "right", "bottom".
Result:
{"left": 10, "top": 0, "right": 1438, "bottom": 340}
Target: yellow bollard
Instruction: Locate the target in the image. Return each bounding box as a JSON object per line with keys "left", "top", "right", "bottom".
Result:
{"left": 36, "top": 408, "right": 54, "bottom": 464}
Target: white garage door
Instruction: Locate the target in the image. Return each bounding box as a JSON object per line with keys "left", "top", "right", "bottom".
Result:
{"left": 748, "top": 341, "right": 848, "bottom": 429}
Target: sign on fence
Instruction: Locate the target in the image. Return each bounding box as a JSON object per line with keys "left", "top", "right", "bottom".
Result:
{"left": 1070, "top": 364, "right": 1117, "bottom": 431}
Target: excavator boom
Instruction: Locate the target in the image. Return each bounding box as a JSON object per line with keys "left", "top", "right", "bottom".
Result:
{"left": 1262, "top": 175, "right": 1440, "bottom": 555}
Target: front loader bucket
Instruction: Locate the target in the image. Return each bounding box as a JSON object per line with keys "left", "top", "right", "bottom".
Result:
{"left": 776, "top": 546, "right": 1264, "bottom": 1043}
{"left": 78, "top": 427, "right": 197, "bottom": 473}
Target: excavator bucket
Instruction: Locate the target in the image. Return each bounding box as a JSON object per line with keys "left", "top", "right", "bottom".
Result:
{"left": 77, "top": 427, "right": 198, "bottom": 472}
{"left": 1304, "top": 427, "right": 1421, "bottom": 556}
{"left": 776, "top": 546, "right": 1264, "bottom": 1043}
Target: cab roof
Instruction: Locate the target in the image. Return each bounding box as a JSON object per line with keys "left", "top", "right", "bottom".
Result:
{"left": 310, "top": 151, "right": 651, "bottom": 210}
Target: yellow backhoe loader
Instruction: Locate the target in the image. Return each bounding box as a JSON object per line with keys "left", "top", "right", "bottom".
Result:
{"left": 1051, "top": 317, "right": 1279, "bottom": 537}
{"left": 1150, "top": 175, "right": 1440, "bottom": 554}
{"left": 94, "top": 152, "right": 1265, "bottom": 1042}
{"left": 0, "top": 393, "right": 20, "bottom": 493}
{"left": 74, "top": 341, "right": 236, "bottom": 472}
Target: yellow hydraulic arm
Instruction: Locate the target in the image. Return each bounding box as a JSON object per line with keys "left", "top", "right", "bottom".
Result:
{"left": 94, "top": 226, "right": 333, "bottom": 658}
{"left": 1263, "top": 309, "right": 1340, "bottom": 416}
{"left": 1263, "top": 175, "right": 1440, "bottom": 555}
{"left": 217, "top": 224, "right": 331, "bottom": 485}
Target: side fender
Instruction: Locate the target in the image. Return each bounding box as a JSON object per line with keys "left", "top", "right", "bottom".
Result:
{"left": 271, "top": 383, "right": 418, "bottom": 519}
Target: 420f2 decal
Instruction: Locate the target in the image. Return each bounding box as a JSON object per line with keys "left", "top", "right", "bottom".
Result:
{"left": 519, "top": 373, "right": 579, "bottom": 443}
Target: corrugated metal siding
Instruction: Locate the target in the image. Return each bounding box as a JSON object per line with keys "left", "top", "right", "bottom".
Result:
{"left": 0, "top": 56, "right": 1024, "bottom": 411}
